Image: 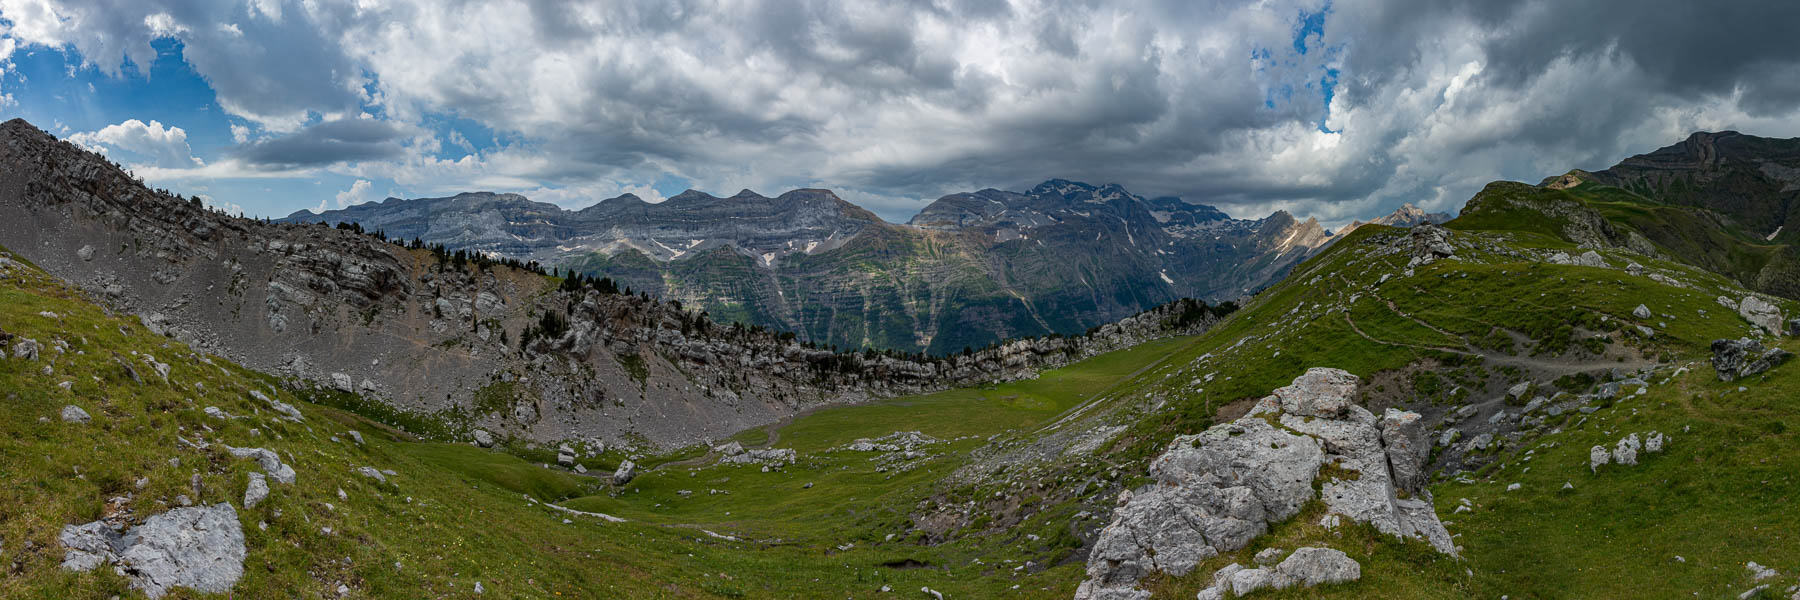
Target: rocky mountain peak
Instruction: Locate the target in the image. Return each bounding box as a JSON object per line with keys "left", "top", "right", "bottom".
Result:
{"left": 666, "top": 189, "right": 718, "bottom": 203}
{"left": 1029, "top": 178, "right": 1097, "bottom": 197}
{"left": 1340, "top": 202, "right": 1455, "bottom": 235}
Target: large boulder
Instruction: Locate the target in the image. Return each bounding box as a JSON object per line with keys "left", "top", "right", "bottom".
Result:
{"left": 61, "top": 503, "right": 246, "bottom": 599}
{"left": 1277, "top": 547, "right": 1362, "bottom": 587}
{"left": 611, "top": 460, "right": 637, "bottom": 486}
{"left": 472, "top": 429, "right": 495, "bottom": 448}
{"left": 243, "top": 473, "right": 269, "bottom": 508}
{"left": 1739, "top": 296, "right": 1784, "bottom": 334}
{"left": 1075, "top": 369, "right": 1454, "bottom": 600}
{"left": 330, "top": 373, "right": 355, "bottom": 393}
{"left": 61, "top": 405, "right": 91, "bottom": 424}
{"left": 1274, "top": 367, "right": 1359, "bottom": 418}
{"left": 1711, "top": 338, "right": 1790, "bottom": 382}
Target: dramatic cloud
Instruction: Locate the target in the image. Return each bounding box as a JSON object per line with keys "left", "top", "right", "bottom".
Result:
{"left": 5, "top": 0, "right": 1800, "bottom": 223}
{"left": 69, "top": 118, "right": 202, "bottom": 168}
{"left": 232, "top": 118, "right": 405, "bottom": 170}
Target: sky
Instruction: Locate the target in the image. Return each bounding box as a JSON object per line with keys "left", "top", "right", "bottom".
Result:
{"left": 1, "top": 0, "right": 1798, "bottom": 226}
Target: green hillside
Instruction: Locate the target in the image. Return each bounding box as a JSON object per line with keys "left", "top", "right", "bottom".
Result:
{"left": 8, "top": 175, "right": 1800, "bottom": 599}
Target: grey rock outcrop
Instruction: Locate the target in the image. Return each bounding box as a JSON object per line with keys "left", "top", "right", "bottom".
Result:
{"left": 1613, "top": 433, "right": 1641, "bottom": 466}
{"left": 1633, "top": 304, "right": 1652, "bottom": 319}
{"left": 1379, "top": 409, "right": 1430, "bottom": 494}
{"left": 250, "top": 391, "right": 304, "bottom": 422}
{"left": 1738, "top": 296, "right": 1784, "bottom": 334}
{"left": 1546, "top": 250, "right": 1608, "bottom": 268}
{"left": 60, "top": 503, "right": 246, "bottom": 599}
{"left": 224, "top": 446, "right": 297, "bottom": 485}
{"left": 1712, "top": 338, "right": 1790, "bottom": 381}
{"left": 355, "top": 466, "right": 387, "bottom": 483}
{"left": 61, "top": 404, "right": 91, "bottom": 424}
{"left": 473, "top": 429, "right": 495, "bottom": 448}
{"left": 1195, "top": 547, "right": 1361, "bottom": 599}
{"left": 12, "top": 337, "right": 38, "bottom": 360}
{"left": 1075, "top": 368, "right": 1453, "bottom": 600}
{"left": 243, "top": 473, "right": 269, "bottom": 508}
{"left": 59, "top": 521, "right": 119, "bottom": 572}
{"left": 1595, "top": 432, "right": 1667, "bottom": 472}
{"left": 1408, "top": 223, "right": 1455, "bottom": 266}
{"left": 720, "top": 447, "right": 796, "bottom": 467}
{"left": 1277, "top": 547, "right": 1361, "bottom": 587}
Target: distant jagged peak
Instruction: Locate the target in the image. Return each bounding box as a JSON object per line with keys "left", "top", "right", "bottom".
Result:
{"left": 1029, "top": 178, "right": 1099, "bottom": 197}
{"left": 1340, "top": 202, "right": 1454, "bottom": 235}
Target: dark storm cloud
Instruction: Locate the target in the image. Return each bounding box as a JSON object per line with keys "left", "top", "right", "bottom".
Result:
{"left": 234, "top": 119, "right": 405, "bottom": 169}
{"left": 12, "top": 0, "right": 1800, "bottom": 223}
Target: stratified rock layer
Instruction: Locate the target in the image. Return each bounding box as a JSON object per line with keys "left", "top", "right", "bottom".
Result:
{"left": 1075, "top": 368, "right": 1455, "bottom": 600}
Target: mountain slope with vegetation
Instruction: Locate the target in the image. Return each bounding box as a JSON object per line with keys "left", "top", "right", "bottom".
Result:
{"left": 287, "top": 180, "right": 1332, "bottom": 355}
{"left": 8, "top": 126, "right": 1800, "bottom": 600}
{"left": 0, "top": 118, "right": 1230, "bottom": 452}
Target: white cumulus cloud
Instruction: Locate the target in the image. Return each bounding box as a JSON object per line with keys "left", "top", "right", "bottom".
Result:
{"left": 68, "top": 119, "right": 203, "bottom": 169}
{"left": 335, "top": 178, "right": 376, "bottom": 208}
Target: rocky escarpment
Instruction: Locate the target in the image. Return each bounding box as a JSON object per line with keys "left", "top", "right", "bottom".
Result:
{"left": 1577, "top": 131, "right": 1800, "bottom": 236}
{"left": 0, "top": 117, "right": 1228, "bottom": 449}
{"left": 1075, "top": 368, "right": 1454, "bottom": 600}
{"left": 1459, "top": 181, "right": 1661, "bottom": 255}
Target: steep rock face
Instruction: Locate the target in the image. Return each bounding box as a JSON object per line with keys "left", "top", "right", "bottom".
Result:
{"left": 1580, "top": 131, "right": 1800, "bottom": 236}
{"left": 1518, "top": 131, "right": 1800, "bottom": 301}
{"left": 290, "top": 178, "right": 1330, "bottom": 354}
{"left": 1075, "top": 368, "right": 1454, "bottom": 600}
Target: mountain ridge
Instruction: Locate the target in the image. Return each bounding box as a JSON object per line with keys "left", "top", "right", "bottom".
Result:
{"left": 285, "top": 177, "right": 1338, "bottom": 354}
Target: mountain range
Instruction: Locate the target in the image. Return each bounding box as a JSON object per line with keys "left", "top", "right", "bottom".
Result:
{"left": 283, "top": 180, "right": 1336, "bottom": 354}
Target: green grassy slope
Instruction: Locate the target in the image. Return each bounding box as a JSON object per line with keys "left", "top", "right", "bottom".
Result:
{"left": 1033, "top": 194, "right": 1799, "bottom": 598}
{"left": 0, "top": 243, "right": 1192, "bottom": 598}
{"left": 9, "top": 174, "right": 1800, "bottom": 599}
